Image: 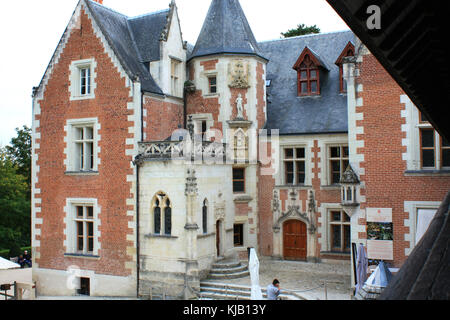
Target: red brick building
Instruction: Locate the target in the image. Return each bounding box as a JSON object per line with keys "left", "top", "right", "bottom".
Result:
{"left": 31, "top": 0, "right": 449, "bottom": 297}
{"left": 344, "top": 42, "right": 450, "bottom": 285}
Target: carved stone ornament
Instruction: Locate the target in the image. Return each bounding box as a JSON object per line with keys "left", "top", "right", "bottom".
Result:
{"left": 307, "top": 190, "right": 317, "bottom": 234}
{"left": 273, "top": 204, "right": 313, "bottom": 234}
{"left": 214, "top": 191, "right": 226, "bottom": 221}
{"left": 185, "top": 168, "right": 198, "bottom": 196}
{"left": 340, "top": 164, "right": 360, "bottom": 184}
{"left": 228, "top": 59, "right": 250, "bottom": 88}
{"left": 273, "top": 189, "right": 317, "bottom": 235}
{"left": 272, "top": 190, "right": 281, "bottom": 214}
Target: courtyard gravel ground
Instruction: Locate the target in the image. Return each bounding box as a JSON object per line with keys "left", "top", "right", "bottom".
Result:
{"left": 213, "top": 257, "right": 353, "bottom": 300}
{"left": 1, "top": 258, "right": 352, "bottom": 300}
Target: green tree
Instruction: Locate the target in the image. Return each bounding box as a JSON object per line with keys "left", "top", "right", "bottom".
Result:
{"left": 281, "top": 24, "right": 321, "bottom": 38}
{"left": 0, "top": 148, "right": 31, "bottom": 250}
{"left": 5, "top": 126, "right": 32, "bottom": 187}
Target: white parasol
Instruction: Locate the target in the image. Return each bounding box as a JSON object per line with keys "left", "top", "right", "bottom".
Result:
{"left": 249, "top": 248, "right": 263, "bottom": 300}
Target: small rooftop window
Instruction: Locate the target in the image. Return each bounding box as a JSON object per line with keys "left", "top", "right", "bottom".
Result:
{"left": 335, "top": 42, "right": 355, "bottom": 93}
{"left": 293, "top": 47, "right": 328, "bottom": 96}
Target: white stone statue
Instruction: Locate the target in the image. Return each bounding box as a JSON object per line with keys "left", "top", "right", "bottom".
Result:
{"left": 236, "top": 93, "right": 244, "bottom": 119}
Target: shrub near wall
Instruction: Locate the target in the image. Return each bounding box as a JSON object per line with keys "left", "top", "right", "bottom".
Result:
{"left": 0, "top": 249, "right": 9, "bottom": 259}
{"left": 0, "top": 246, "right": 31, "bottom": 259}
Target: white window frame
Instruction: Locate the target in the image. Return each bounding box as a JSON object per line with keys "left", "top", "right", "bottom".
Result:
{"left": 208, "top": 75, "right": 217, "bottom": 94}
{"left": 79, "top": 67, "right": 91, "bottom": 96}
{"left": 328, "top": 209, "right": 351, "bottom": 253}
{"left": 418, "top": 123, "right": 449, "bottom": 170}
{"left": 69, "top": 59, "right": 97, "bottom": 101}
{"left": 327, "top": 144, "right": 349, "bottom": 185}
{"left": 282, "top": 146, "right": 307, "bottom": 186}
{"left": 64, "top": 198, "right": 100, "bottom": 256}
{"left": 65, "top": 118, "right": 100, "bottom": 173}
{"left": 202, "top": 71, "right": 219, "bottom": 97}
{"left": 404, "top": 201, "right": 440, "bottom": 256}
{"left": 189, "top": 114, "right": 214, "bottom": 138}
{"left": 75, "top": 205, "right": 95, "bottom": 255}
{"left": 170, "top": 58, "right": 182, "bottom": 97}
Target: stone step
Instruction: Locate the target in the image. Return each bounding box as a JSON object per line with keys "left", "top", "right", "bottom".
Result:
{"left": 201, "top": 286, "right": 269, "bottom": 298}
{"left": 208, "top": 270, "right": 250, "bottom": 280}
{"left": 200, "top": 281, "right": 304, "bottom": 300}
{"left": 212, "top": 261, "right": 242, "bottom": 269}
{"left": 210, "top": 264, "right": 248, "bottom": 274}
{"left": 199, "top": 292, "right": 252, "bottom": 301}
{"left": 202, "top": 286, "right": 254, "bottom": 295}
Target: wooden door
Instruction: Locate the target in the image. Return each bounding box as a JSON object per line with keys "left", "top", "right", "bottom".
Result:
{"left": 216, "top": 221, "right": 221, "bottom": 257}
{"left": 283, "top": 220, "right": 307, "bottom": 260}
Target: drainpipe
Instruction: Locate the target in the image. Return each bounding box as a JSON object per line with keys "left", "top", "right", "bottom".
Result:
{"left": 136, "top": 162, "right": 140, "bottom": 299}
{"left": 183, "top": 85, "right": 187, "bottom": 129}
{"left": 136, "top": 90, "right": 144, "bottom": 299}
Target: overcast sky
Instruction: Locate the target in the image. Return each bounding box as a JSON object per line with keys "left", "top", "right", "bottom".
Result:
{"left": 0, "top": 0, "right": 349, "bottom": 146}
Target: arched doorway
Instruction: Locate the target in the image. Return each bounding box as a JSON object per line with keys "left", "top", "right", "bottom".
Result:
{"left": 283, "top": 220, "right": 307, "bottom": 261}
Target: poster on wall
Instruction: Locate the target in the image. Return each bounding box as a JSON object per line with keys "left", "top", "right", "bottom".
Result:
{"left": 366, "top": 208, "right": 394, "bottom": 260}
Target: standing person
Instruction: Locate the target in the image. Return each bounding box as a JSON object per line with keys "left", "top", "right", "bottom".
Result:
{"left": 18, "top": 255, "right": 25, "bottom": 268}
{"left": 23, "top": 250, "right": 32, "bottom": 268}
{"left": 267, "top": 279, "right": 281, "bottom": 300}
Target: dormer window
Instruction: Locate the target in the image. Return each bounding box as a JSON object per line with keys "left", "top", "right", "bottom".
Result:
{"left": 298, "top": 58, "right": 319, "bottom": 95}
{"left": 293, "top": 47, "right": 328, "bottom": 96}
{"left": 335, "top": 42, "right": 355, "bottom": 93}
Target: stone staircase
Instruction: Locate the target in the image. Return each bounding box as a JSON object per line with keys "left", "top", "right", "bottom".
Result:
{"left": 207, "top": 260, "right": 250, "bottom": 280}
{"left": 199, "top": 281, "right": 304, "bottom": 300}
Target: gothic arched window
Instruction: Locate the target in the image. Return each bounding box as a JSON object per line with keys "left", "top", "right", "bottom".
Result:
{"left": 154, "top": 199, "right": 161, "bottom": 234}
{"left": 202, "top": 199, "right": 208, "bottom": 234}
{"left": 152, "top": 193, "right": 172, "bottom": 236}
{"left": 164, "top": 199, "right": 172, "bottom": 236}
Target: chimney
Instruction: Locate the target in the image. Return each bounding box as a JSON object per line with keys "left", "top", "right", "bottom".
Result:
{"left": 92, "top": 0, "right": 103, "bottom": 4}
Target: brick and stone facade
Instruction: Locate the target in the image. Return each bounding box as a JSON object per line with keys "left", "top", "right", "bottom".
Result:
{"left": 32, "top": 2, "right": 139, "bottom": 296}
{"left": 344, "top": 41, "right": 450, "bottom": 286}
{"left": 32, "top": 0, "right": 449, "bottom": 298}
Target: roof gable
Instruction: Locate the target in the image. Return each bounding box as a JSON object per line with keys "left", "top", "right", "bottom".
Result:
{"left": 259, "top": 31, "right": 356, "bottom": 135}
{"left": 128, "top": 9, "right": 170, "bottom": 63}
{"left": 335, "top": 41, "right": 355, "bottom": 65}
{"left": 33, "top": 0, "right": 170, "bottom": 98}
{"left": 86, "top": 0, "right": 163, "bottom": 94}
{"left": 293, "top": 46, "right": 330, "bottom": 71}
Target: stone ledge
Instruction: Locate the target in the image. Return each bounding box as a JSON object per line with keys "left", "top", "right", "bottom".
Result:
{"left": 404, "top": 170, "right": 450, "bottom": 176}
{"left": 144, "top": 234, "right": 179, "bottom": 239}
{"left": 64, "top": 253, "right": 100, "bottom": 260}
{"left": 233, "top": 195, "right": 253, "bottom": 203}
{"left": 65, "top": 171, "right": 99, "bottom": 176}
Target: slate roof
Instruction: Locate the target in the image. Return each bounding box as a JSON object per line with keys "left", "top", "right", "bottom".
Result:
{"left": 189, "top": 0, "right": 266, "bottom": 61}
{"left": 259, "top": 31, "right": 355, "bottom": 135}
{"left": 128, "top": 9, "right": 170, "bottom": 63}
{"left": 86, "top": 0, "right": 167, "bottom": 95}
